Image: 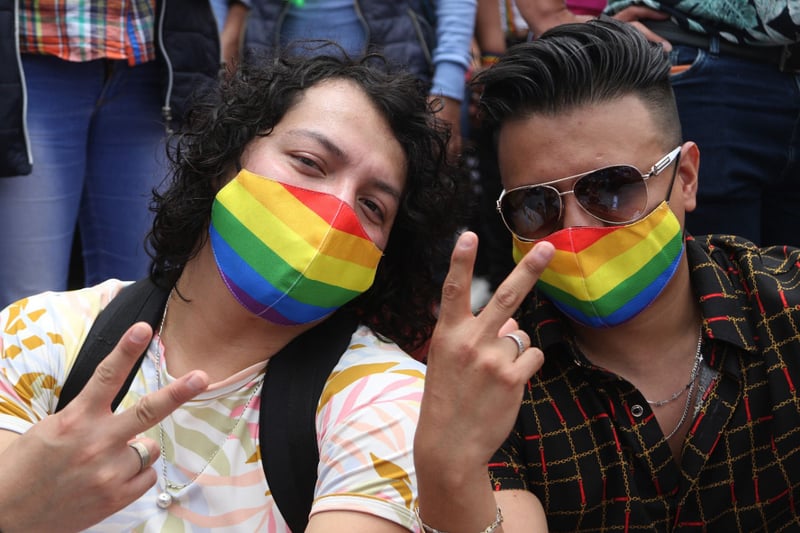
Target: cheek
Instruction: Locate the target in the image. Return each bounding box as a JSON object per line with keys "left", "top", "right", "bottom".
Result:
{"left": 366, "top": 210, "right": 398, "bottom": 251}
{"left": 364, "top": 224, "right": 391, "bottom": 251}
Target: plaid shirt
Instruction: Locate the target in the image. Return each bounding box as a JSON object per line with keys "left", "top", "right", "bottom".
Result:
{"left": 491, "top": 235, "right": 800, "bottom": 532}
{"left": 19, "top": 0, "right": 157, "bottom": 65}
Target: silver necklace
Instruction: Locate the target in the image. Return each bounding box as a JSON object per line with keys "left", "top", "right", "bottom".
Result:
{"left": 153, "top": 291, "right": 265, "bottom": 509}
{"left": 647, "top": 333, "right": 704, "bottom": 407}
{"left": 661, "top": 333, "right": 704, "bottom": 441}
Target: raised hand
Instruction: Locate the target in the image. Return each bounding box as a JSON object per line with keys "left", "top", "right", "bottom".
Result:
{"left": 414, "top": 231, "right": 554, "bottom": 533}
{"left": 0, "top": 322, "right": 209, "bottom": 533}
{"left": 612, "top": 6, "right": 673, "bottom": 51}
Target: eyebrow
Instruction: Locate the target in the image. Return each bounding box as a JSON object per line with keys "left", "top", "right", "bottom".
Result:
{"left": 286, "top": 128, "right": 348, "bottom": 162}
{"left": 286, "top": 128, "right": 403, "bottom": 201}
{"left": 372, "top": 179, "right": 402, "bottom": 202}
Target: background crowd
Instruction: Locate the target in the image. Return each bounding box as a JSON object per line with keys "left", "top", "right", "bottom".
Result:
{"left": 3, "top": 0, "right": 797, "bottom": 309}
{"left": 1, "top": 1, "right": 799, "bottom": 532}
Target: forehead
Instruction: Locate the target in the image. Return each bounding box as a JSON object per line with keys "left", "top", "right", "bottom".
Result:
{"left": 279, "top": 78, "right": 386, "bottom": 132}
{"left": 496, "top": 95, "right": 663, "bottom": 188}
{"left": 248, "top": 78, "right": 407, "bottom": 177}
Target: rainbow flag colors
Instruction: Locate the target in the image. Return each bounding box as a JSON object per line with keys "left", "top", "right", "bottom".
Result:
{"left": 512, "top": 202, "right": 684, "bottom": 327}
{"left": 210, "top": 170, "right": 382, "bottom": 325}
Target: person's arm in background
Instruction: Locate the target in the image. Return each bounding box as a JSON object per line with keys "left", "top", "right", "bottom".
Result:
{"left": 466, "top": 0, "right": 505, "bottom": 134}
{"left": 607, "top": 4, "right": 672, "bottom": 50}
{"left": 429, "top": 0, "right": 477, "bottom": 161}
{"left": 513, "top": 0, "right": 586, "bottom": 36}
{"left": 515, "top": 0, "right": 671, "bottom": 48}
{"left": 474, "top": 0, "right": 507, "bottom": 63}
{"left": 220, "top": 0, "right": 250, "bottom": 66}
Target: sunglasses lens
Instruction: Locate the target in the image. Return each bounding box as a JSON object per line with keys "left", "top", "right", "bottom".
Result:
{"left": 501, "top": 186, "right": 561, "bottom": 240}
{"left": 574, "top": 166, "right": 648, "bottom": 223}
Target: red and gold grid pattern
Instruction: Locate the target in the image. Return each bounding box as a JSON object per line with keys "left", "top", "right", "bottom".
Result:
{"left": 490, "top": 235, "right": 800, "bottom": 531}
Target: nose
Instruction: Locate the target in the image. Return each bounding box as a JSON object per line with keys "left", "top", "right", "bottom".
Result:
{"left": 560, "top": 192, "right": 604, "bottom": 229}
{"left": 326, "top": 179, "right": 359, "bottom": 211}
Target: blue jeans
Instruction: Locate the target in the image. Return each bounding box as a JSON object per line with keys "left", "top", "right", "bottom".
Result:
{"left": 669, "top": 42, "right": 800, "bottom": 247}
{"left": 0, "top": 55, "right": 168, "bottom": 308}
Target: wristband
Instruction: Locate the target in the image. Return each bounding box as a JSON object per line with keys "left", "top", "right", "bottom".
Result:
{"left": 415, "top": 506, "right": 503, "bottom": 533}
{"left": 480, "top": 54, "right": 502, "bottom": 67}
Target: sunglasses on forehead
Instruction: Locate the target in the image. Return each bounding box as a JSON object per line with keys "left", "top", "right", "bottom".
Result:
{"left": 496, "top": 146, "right": 682, "bottom": 241}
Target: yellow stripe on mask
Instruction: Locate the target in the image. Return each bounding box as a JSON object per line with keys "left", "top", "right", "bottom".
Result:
{"left": 540, "top": 205, "right": 680, "bottom": 298}
{"left": 217, "top": 179, "right": 380, "bottom": 292}
{"left": 228, "top": 171, "right": 380, "bottom": 269}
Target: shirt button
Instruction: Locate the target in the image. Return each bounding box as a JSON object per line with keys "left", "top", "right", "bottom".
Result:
{"left": 631, "top": 404, "right": 644, "bottom": 417}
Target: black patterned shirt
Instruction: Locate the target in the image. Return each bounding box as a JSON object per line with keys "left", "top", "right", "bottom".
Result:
{"left": 489, "top": 235, "right": 800, "bottom": 532}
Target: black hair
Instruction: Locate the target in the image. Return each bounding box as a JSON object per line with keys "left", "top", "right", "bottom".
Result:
{"left": 147, "top": 49, "right": 467, "bottom": 353}
{"left": 475, "top": 17, "right": 682, "bottom": 146}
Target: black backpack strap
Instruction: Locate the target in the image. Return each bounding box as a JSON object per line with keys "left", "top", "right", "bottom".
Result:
{"left": 260, "top": 309, "right": 360, "bottom": 533}
{"left": 55, "top": 279, "right": 359, "bottom": 533}
{"left": 55, "top": 278, "right": 171, "bottom": 413}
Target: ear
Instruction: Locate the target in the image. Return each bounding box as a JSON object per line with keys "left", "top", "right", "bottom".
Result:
{"left": 674, "top": 141, "right": 699, "bottom": 213}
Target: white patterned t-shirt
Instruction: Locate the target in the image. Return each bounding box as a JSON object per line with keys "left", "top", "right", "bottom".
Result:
{"left": 0, "top": 280, "right": 425, "bottom": 532}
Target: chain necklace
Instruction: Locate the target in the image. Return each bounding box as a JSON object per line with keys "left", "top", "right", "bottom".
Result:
{"left": 646, "top": 333, "right": 704, "bottom": 407}
{"left": 660, "top": 333, "right": 704, "bottom": 441}
{"left": 153, "top": 291, "right": 265, "bottom": 509}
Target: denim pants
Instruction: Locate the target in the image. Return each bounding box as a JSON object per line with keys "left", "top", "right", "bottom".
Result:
{"left": 0, "top": 55, "right": 168, "bottom": 308}
{"left": 669, "top": 41, "right": 800, "bottom": 247}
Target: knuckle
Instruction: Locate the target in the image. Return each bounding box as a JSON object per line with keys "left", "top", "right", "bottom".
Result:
{"left": 497, "top": 368, "right": 519, "bottom": 388}
{"left": 440, "top": 278, "right": 466, "bottom": 301}
{"left": 93, "top": 360, "right": 119, "bottom": 387}
{"left": 91, "top": 465, "right": 117, "bottom": 489}
{"left": 476, "top": 358, "right": 500, "bottom": 375}
{"left": 166, "top": 383, "right": 189, "bottom": 404}
{"left": 522, "top": 255, "right": 547, "bottom": 277}
{"left": 492, "top": 284, "right": 520, "bottom": 312}
{"left": 132, "top": 396, "right": 160, "bottom": 426}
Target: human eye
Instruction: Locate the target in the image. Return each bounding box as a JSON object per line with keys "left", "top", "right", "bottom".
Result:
{"left": 291, "top": 153, "right": 325, "bottom": 175}
{"left": 359, "top": 197, "right": 386, "bottom": 225}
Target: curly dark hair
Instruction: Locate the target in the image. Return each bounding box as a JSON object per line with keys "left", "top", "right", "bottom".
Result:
{"left": 147, "top": 49, "right": 467, "bottom": 353}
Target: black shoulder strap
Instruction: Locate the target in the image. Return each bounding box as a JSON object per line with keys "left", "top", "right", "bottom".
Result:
{"left": 55, "top": 278, "right": 170, "bottom": 412}
{"left": 54, "top": 279, "right": 359, "bottom": 533}
{"left": 260, "top": 309, "right": 359, "bottom": 533}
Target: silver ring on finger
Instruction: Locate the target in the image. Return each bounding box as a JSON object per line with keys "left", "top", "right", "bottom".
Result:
{"left": 503, "top": 332, "right": 526, "bottom": 359}
{"left": 129, "top": 441, "right": 151, "bottom": 474}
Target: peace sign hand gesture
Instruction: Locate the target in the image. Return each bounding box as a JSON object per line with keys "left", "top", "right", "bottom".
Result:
{"left": 0, "top": 322, "right": 209, "bottom": 533}
{"left": 414, "top": 231, "right": 554, "bottom": 533}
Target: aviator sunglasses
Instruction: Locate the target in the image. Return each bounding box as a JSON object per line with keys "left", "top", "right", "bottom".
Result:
{"left": 496, "top": 146, "right": 682, "bottom": 241}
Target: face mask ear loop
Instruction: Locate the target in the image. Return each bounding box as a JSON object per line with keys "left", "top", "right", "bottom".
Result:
{"left": 663, "top": 148, "right": 685, "bottom": 244}
{"left": 663, "top": 148, "right": 683, "bottom": 205}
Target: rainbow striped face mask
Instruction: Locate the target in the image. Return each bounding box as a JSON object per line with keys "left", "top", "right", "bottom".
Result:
{"left": 209, "top": 169, "right": 383, "bottom": 325}
{"left": 512, "top": 201, "right": 684, "bottom": 328}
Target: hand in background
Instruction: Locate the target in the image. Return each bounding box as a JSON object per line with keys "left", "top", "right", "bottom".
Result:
{"left": 612, "top": 6, "right": 673, "bottom": 51}
{"left": 429, "top": 95, "right": 464, "bottom": 163}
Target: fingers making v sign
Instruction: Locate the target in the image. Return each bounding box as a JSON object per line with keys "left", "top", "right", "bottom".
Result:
{"left": 419, "top": 230, "right": 555, "bottom": 463}
{"left": 414, "top": 230, "right": 554, "bottom": 533}
{"left": 0, "top": 322, "right": 209, "bottom": 532}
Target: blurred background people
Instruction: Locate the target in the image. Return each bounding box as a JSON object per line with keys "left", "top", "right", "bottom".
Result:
{"left": 512, "top": 0, "right": 800, "bottom": 246}
{"left": 0, "top": 1, "right": 223, "bottom": 308}
{"left": 222, "top": 0, "right": 476, "bottom": 161}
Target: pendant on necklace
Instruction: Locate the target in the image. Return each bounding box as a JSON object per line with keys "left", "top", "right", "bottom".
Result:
{"left": 156, "top": 491, "right": 173, "bottom": 509}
